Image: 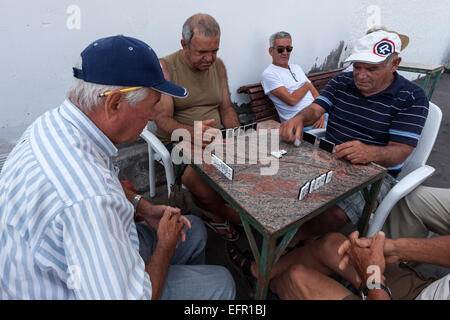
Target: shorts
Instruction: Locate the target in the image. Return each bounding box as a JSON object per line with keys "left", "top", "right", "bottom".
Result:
{"left": 338, "top": 173, "right": 397, "bottom": 225}
{"left": 343, "top": 263, "right": 438, "bottom": 300}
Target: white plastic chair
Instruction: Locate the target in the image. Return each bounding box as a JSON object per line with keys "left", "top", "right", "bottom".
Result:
{"left": 140, "top": 122, "right": 175, "bottom": 198}
{"left": 306, "top": 103, "right": 442, "bottom": 237}
{"left": 366, "top": 102, "right": 442, "bottom": 236}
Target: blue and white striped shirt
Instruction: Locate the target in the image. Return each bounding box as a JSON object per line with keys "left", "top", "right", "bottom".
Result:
{"left": 314, "top": 72, "right": 429, "bottom": 177}
{"left": 0, "top": 99, "right": 152, "bottom": 299}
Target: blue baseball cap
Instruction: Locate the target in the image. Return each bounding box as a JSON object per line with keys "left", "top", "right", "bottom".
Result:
{"left": 73, "top": 35, "right": 188, "bottom": 98}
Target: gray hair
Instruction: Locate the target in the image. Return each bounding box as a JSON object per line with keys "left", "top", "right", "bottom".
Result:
{"left": 67, "top": 57, "right": 149, "bottom": 112}
{"left": 269, "top": 31, "right": 291, "bottom": 47}
{"left": 386, "top": 52, "right": 400, "bottom": 66}
{"left": 182, "top": 13, "right": 221, "bottom": 47}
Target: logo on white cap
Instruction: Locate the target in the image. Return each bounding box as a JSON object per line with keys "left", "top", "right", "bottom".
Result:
{"left": 374, "top": 39, "right": 395, "bottom": 57}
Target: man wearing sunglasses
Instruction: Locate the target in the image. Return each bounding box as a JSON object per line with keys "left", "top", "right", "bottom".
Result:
{"left": 261, "top": 31, "right": 325, "bottom": 128}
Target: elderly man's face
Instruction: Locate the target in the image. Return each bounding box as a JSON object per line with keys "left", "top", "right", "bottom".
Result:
{"left": 182, "top": 33, "right": 220, "bottom": 71}
{"left": 270, "top": 37, "right": 292, "bottom": 68}
{"left": 353, "top": 57, "right": 400, "bottom": 96}
{"left": 113, "top": 88, "right": 161, "bottom": 143}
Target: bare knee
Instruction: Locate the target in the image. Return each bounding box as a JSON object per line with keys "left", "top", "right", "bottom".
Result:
{"left": 313, "top": 232, "right": 347, "bottom": 264}
{"left": 283, "top": 264, "right": 319, "bottom": 300}
{"left": 182, "top": 167, "right": 220, "bottom": 204}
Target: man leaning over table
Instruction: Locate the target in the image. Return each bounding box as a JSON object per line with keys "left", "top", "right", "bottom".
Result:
{"left": 279, "top": 29, "right": 429, "bottom": 243}
{"left": 0, "top": 35, "right": 235, "bottom": 300}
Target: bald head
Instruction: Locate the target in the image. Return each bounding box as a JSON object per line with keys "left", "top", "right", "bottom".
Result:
{"left": 182, "top": 13, "right": 221, "bottom": 47}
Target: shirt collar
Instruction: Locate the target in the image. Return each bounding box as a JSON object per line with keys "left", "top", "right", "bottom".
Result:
{"left": 60, "top": 99, "right": 118, "bottom": 158}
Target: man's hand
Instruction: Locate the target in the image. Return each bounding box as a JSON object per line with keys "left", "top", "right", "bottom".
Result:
{"left": 338, "top": 231, "right": 387, "bottom": 284}
{"left": 143, "top": 205, "right": 191, "bottom": 243}
{"left": 312, "top": 114, "right": 326, "bottom": 129}
{"left": 156, "top": 208, "right": 185, "bottom": 253}
{"left": 146, "top": 208, "right": 186, "bottom": 300}
{"left": 280, "top": 116, "right": 304, "bottom": 143}
{"left": 193, "top": 119, "right": 221, "bottom": 147}
{"left": 334, "top": 140, "right": 374, "bottom": 164}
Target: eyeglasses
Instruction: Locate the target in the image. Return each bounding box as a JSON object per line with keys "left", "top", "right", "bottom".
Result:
{"left": 276, "top": 46, "right": 293, "bottom": 54}
{"left": 98, "top": 86, "right": 143, "bottom": 98}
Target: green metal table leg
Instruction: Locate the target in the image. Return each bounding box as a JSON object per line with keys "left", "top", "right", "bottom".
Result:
{"left": 421, "top": 73, "right": 431, "bottom": 91}
{"left": 253, "top": 227, "right": 299, "bottom": 300}
{"left": 254, "top": 235, "right": 277, "bottom": 300}
{"left": 428, "top": 70, "right": 443, "bottom": 100}
{"left": 358, "top": 177, "right": 384, "bottom": 237}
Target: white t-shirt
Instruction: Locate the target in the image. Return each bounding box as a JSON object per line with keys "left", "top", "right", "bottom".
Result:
{"left": 415, "top": 273, "right": 450, "bottom": 300}
{"left": 261, "top": 63, "right": 315, "bottom": 122}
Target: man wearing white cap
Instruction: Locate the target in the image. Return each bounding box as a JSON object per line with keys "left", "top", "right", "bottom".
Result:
{"left": 280, "top": 30, "right": 429, "bottom": 242}
{"left": 0, "top": 35, "right": 235, "bottom": 300}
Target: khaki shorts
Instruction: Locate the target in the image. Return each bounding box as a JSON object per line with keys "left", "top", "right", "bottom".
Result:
{"left": 343, "top": 263, "right": 438, "bottom": 300}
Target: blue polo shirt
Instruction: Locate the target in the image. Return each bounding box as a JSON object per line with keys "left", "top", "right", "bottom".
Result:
{"left": 314, "top": 71, "right": 429, "bottom": 177}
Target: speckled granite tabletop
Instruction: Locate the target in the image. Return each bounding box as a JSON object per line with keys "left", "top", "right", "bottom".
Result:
{"left": 178, "top": 121, "right": 386, "bottom": 234}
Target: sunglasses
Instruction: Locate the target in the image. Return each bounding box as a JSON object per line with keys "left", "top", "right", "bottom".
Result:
{"left": 276, "top": 46, "right": 293, "bottom": 53}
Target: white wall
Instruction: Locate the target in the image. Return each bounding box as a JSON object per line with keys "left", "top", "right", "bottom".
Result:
{"left": 1, "top": 0, "right": 449, "bottom": 152}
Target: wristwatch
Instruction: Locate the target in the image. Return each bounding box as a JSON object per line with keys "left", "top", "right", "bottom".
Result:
{"left": 361, "top": 282, "right": 392, "bottom": 300}
{"left": 132, "top": 194, "right": 142, "bottom": 217}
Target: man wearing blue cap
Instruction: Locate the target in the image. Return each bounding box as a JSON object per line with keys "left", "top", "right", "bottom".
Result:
{"left": 0, "top": 35, "right": 235, "bottom": 300}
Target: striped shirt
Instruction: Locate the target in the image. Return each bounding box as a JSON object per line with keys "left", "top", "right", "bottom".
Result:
{"left": 0, "top": 99, "right": 152, "bottom": 299}
{"left": 314, "top": 72, "right": 429, "bottom": 177}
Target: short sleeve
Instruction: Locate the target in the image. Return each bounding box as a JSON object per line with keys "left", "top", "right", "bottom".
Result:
{"left": 389, "top": 90, "right": 429, "bottom": 147}
{"left": 313, "top": 73, "right": 344, "bottom": 113}
{"left": 261, "top": 69, "right": 284, "bottom": 94}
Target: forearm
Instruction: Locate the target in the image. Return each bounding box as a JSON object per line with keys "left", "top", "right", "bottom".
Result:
{"left": 391, "top": 236, "right": 450, "bottom": 268}
{"left": 220, "top": 106, "right": 240, "bottom": 128}
{"left": 366, "top": 143, "right": 413, "bottom": 167}
{"left": 120, "top": 181, "right": 159, "bottom": 221}
{"left": 294, "top": 103, "right": 324, "bottom": 126}
{"left": 309, "top": 84, "right": 320, "bottom": 99}
{"left": 218, "top": 59, "right": 240, "bottom": 128}
{"left": 146, "top": 244, "right": 173, "bottom": 300}
{"left": 155, "top": 114, "right": 195, "bottom": 138}
{"left": 286, "top": 83, "right": 311, "bottom": 106}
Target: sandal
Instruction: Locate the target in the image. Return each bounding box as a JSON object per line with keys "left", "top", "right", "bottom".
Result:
{"left": 202, "top": 214, "right": 239, "bottom": 242}
{"left": 226, "top": 242, "right": 257, "bottom": 299}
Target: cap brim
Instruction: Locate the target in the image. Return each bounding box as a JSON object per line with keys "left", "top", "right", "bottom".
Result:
{"left": 152, "top": 80, "right": 189, "bottom": 98}
{"left": 345, "top": 52, "right": 387, "bottom": 64}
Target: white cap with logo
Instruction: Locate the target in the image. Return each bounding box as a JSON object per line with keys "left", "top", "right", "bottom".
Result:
{"left": 345, "top": 30, "right": 403, "bottom": 64}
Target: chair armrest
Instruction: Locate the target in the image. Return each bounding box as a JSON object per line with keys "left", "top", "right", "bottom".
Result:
{"left": 140, "top": 128, "right": 175, "bottom": 195}
{"left": 140, "top": 128, "right": 171, "bottom": 161}
{"left": 366, "top": 165, "right": 435, "bottom": 237}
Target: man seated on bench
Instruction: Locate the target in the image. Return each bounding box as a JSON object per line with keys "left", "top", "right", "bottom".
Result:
{"left": 280, "top": 29, "right": 429, "bottom": 244}
{"left": 261, "top": 31, "right": 326, "bottom": 129}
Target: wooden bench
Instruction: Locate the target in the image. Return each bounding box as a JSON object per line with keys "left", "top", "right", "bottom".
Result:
{"left": 236, "top": 67, "right": 344, "bottom": 124}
